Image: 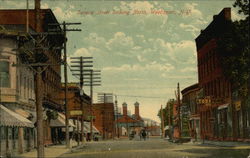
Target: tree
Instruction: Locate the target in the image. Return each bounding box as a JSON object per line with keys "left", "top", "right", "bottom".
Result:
{"left": 217, "top": 0, "right": 249, "bottom": 97}
{"left": 158, "top": 99, "right": 175, "bottom": 127}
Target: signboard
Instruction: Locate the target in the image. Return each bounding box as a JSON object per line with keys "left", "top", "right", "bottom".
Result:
{"left": 70, "top": 110, "right": 82, "bottom": 116}
{"left": 235, "top": 101, "right": 241, "bottom": 111}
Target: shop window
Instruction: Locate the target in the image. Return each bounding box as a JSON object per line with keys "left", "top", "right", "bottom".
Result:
{"left": 0, "top": 126, "right": 5, "bottom": 139}
{"left": 0, "top": 61, "right": 10, "bottom": 87}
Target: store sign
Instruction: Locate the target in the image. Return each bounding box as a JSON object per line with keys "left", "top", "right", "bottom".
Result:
{"left": 196, "top": 98, "right": 211, "bottom": 106}
{"left": 235, "top": 101, "right": 241, "bottom": 111}
{"left": 70, "top": 110, "right": 82, "bottom": 116}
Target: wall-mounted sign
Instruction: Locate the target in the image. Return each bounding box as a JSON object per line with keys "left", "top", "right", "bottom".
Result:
{"left": 70, "top": 110, "right": 82, "bottom": 116}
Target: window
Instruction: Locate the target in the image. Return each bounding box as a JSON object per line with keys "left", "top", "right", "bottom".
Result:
{"left": 0, "top": 61, "right": 10, "bottom": 87}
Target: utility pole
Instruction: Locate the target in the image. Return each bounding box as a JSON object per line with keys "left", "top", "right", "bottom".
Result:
{"left": 63, "top": 22, "right": 81, "bottom": 148}
{"left": 115, "top": 95, "right": 119, "bottom": 138}
{"left": 177, "top": 83, "right": 181, "bottom": 138}
{"left": 48, "top": 22, "right": 81, "bottom": 148}
{"left": 83, "top": 70, "right": 101, "bottom": 141}
{"left": 161, "top": 105, "right": 165, "bottom": 138}
{"left": 36, "top": 67, "right": 44, "bottom": 157}
{"left": 70, "top": 56, "right": 93, "bottom": 143}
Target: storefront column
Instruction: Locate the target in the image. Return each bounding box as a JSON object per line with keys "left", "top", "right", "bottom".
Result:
{"left": 18, "top": 127, "right": 24, "bottom": 154}
{"left": 6, "top": 127, "right": 10, "bottom": 156}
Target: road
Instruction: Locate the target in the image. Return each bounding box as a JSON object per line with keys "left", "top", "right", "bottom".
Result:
{"left": 60, "top": 137, "right": 250, "bottom": 158}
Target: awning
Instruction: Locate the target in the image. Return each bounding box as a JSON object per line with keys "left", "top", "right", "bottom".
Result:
{"left": 0, "top": 104, "right": 34, "bottom": 128}
{"left": 50, "top": 112, "right": 75, "bottom": 127}
{"left": 189, "top": 117, "right": 200, "bottom": 120}
{"left": 65, "top": 121, "right": 99, "bottom": 133}
{"left": 83, "top": 122, "right": 99, "bottom": 133}
{"left": 218, "top": 103, "right": 229, "bottom": 110}
{"left": 14, "top": 108, "right": 36, "bottom": 124}
{"left": 164, "top": 125, "right": 172, "bottom": 130}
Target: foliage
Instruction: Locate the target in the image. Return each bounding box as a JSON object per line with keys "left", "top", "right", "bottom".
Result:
{"left": 217, "top": 0, "right": 249, "bottom": 97}
{"left": 158, "top": 99, "right": 175, "bottom": 126}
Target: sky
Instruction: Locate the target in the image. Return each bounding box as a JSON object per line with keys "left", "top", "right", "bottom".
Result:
{"left": 1, "top": 0, "right": 244, "bottom": 122}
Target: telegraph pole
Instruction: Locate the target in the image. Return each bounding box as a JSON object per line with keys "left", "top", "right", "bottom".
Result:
{"left": 70, "top": 56, "right": 93, "bottom": 143}
{"left": 177, "top": 83, "right": 181, "bottom": 138}
{"left": 83, "top": 70, "right": 101, "bottom": 141}
{"left": 36, "top": 67, "right": 44, "bottom": 157}
{"left": 161, "top": 105, "right": 165, "bottom": 138}
{"left": 48, "top": 22, "right": 82, "bottom": 148}
{"left": 115, "top": 95, "right": 119, "bottom": 138}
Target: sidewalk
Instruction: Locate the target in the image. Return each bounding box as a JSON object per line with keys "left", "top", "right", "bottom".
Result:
{"left": 184, "top": 139, "right": 250, "bottom": 148}
{"left": 201, "top": 140, "right": 250, "bottom": 147}
{"left": 17, "top": 141, "right": 86, "bottom": 158}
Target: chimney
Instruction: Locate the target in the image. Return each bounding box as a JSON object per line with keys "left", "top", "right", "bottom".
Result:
{"left": 35, "top": 0, "right": 41, "bottom": 32}
{"left": 134, "top": 101, "right": 140, "bottom": 118}
{"left": 223, "top": 8, "right": 231, "bottom": 20}
{"left": 122, "top": 102, "right": 127, "bottom": 116}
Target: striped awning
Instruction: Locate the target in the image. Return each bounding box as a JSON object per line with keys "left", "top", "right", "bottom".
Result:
{"left": 50, "top": 112, "right": 75, "bottom": 127}
{"left": 218, "top": 103, "right": 229, "bottom": 110}
{"left": 0, "top": 104, "right": 34, "bottom": 128}
{"left": 83, "top": 121, "right": 99, "bottom": 133}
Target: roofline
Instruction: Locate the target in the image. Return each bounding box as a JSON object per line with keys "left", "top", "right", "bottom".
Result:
{"left": 181, "top": 83, "right": 199, "bottom": 95}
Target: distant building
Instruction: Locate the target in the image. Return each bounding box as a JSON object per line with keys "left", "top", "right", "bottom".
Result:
{"left": 181, "top": 83, "right": 200, "bottom": 140}
{"left": 116, "top": 102, "right": 144, "bottom": 137}
{"left": 143, "top": 118, "right": 161, "bottom": 136}
{"left": 92, "top": 103, "right": 115, "bottom": 140}
{"left": 58, "top": 83, "right": 92, "bottom": 142}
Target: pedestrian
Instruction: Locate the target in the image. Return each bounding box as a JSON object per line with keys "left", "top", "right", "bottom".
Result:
{"left": 142, "top": 130, "right": 146, "bottom": 141}
{"left": 139, "top": 130, "right": 142, "bottom": 141}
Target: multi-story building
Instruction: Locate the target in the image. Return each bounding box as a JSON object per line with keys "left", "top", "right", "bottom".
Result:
{"left": 0, "top": 32, "right": 36, "bottom": 156}
{"left": 181, "top": 83, "right": 200, "bottom": 140}
{"left": 195, "top": 8, "right": 249, "bottom": 141}
{"left": 58, "top": 83, "right": 93, "bottom": 142}
{"left": 92, "top": 103, "right": 115, "bottom": 140}
{"left": 0, "top": 4, "right": 64, "bottom": 150}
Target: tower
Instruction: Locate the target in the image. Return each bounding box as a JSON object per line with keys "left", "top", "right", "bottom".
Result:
{"left": 134, "top": 101, "right": 140, "bottom": 118}
{"left": 122, "top": 102, "right": 127, "bottom": 116}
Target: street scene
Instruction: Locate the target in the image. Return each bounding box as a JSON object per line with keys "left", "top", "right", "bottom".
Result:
{"left": 61, "top": 137, "right": 250, "bottom": 158}
{"left": 0, "top": 0, "right": 250, "bottom": 158}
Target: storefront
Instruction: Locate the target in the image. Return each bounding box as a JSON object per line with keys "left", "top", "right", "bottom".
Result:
{"left": 0, "top": 104, "right": 34, "bottom": 157}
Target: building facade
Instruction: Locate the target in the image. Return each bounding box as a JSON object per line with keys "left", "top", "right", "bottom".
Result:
{"left": 0, "top": 8, "right": 64, "bottom": 149}
{"left": 181, "top": 83, "right": 200, "bottom": 140}
{"left": 195, "top": 8, "right": 250, "bottom": 141}
{"left": 93, "top": 103, "right": 115, "bottom": 140}
{"left": 116, "top": 102, "right": 144, "bottom": 137}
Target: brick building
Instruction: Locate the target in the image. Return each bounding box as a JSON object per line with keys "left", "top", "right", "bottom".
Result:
{"left": 181, "top": 83, "right": 200, "bottom": 140}
{"left": 195, "top": 8, "right": 250, "bottom": 141}
{"left": 92, "top": 103, "right": 115, "bottom": 140}
{"left": 116, "top": 102, "right": 144, "bottom": 137}
{"left": 58, "top": 83, "right": 99, "bottom": 142}
{"left": 0, "top": 6, "right": 64, "bottom": 148}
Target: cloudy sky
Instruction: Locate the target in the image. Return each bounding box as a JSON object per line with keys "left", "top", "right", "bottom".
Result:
{"left": 1, "top": 0, "right": 243, "bottom": 122}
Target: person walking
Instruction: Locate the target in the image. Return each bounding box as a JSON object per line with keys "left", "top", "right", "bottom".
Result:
{"left": 142, "top": 130, "right": 146, "bottom": 141}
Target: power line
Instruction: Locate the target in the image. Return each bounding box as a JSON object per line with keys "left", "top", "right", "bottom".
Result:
{"left": 94, "top": 92, "right": 167, "bottom": 99}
